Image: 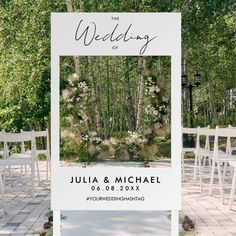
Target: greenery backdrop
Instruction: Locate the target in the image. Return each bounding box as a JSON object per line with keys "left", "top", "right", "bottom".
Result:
{"left": 0, "top": 1, "right": 235, "bottom": 130}
{"left": 60, "top": 56, "right": 171, "bottom": 160}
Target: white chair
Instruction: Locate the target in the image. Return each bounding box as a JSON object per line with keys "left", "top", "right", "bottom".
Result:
{"left": 21, "top": 129, "right": 50, "bottom": 182}
{"left": 209, "top": 126, "right": 236, "bottom": 204}
{"left": 0, "top": 132, "right": 36, "bottom": 199}
{"left": 4, "top": 130, "right": 40, "bottom": 185}
{"left": 0, "top": 170, "right": 6, "bottom": 214}
{"left": 220, "top": 125, "right": 236, "bottom": 182}
{"left": 229, "top": 160, "right": 236, "bottom": 210}
{"left": 0, "top": 131, "right": 3, "bottom": 157}
{"left": 194, "top": 126, "right": 215, "bottom": 191}
{"left": 0, "top": 131, "right": 8, "bottom": 158}
{"left": 227, "top": 125, "right": 236, "bottom": 155}
{"left": 0, "top": 149, "right": 3, "bottom": 157}
{"left": 182, "top": 127, "right": 198, "bottom": 175}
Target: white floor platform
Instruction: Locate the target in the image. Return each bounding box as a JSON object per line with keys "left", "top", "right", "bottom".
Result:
{"left": 61, "top": 211, "right": 171, "bottom": 236}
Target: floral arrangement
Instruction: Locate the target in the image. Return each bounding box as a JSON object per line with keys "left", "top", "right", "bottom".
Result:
{"left": 124, "top": 131, "right": 147, "bottom": 159}
{"left": 81, "top": 131, "right": 102, "bottom": 145}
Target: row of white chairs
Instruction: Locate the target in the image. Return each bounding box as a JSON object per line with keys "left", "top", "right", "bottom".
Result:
{"left": 182, "top": 125, "right": 236, "bottom": 210}
{"left": 0, "top": 129, "right": 50, "bottom": 214}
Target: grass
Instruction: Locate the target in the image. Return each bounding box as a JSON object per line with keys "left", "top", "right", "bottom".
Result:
{"left": 179, "top": 231, "right": 197, "bottom": 236}
{"left": 32, "top": 228, "right": 52, "bottom": 236}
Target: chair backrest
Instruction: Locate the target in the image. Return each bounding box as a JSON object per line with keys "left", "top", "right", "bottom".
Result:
{"left": 21, "top": 129, "right": 48, "bottom": 138}
{"left": 213, "top": 126, "right": 236, "bottom": 159}
{"left": 195, "top": 126, "right": 214, "bottom": 152}
{"left": 21, "top": 129, "right": 50, "bottom": 152}
{"left": 0, "top": 131, "right": 36, "bottom": 159}
{"left": 182, "top": 127, "right": 198, "bottom": 148}
{"left": 182, "top": 127, "right": 198, "bottom": 134}
{"left": 227, "top": 125, "right": 236, "bottom": 154}
{"left": 196, "top": 126, "right": 214, "bottom": 136}
{"left": 0, "top": 132, "right": 33, "bottom": 142}
{"left": 215, "top": 127, "right": 236, "bottom": 138}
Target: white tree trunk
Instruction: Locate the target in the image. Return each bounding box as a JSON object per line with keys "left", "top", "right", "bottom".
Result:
{"left": 136, "top": 57, "right": 145, "bottom": 130}
{"left": 88, "top": 57, "right": 100, "bottom": 130}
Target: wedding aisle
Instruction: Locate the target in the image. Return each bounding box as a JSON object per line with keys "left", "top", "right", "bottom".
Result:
{"left": 0, "top": 161, "right": 50, "bottom": 235}
{"left": 182, "top": 160, "right": 236, "bottom": 236}
{"left": 61, "top": 211, "right": 171, "bottom": 236}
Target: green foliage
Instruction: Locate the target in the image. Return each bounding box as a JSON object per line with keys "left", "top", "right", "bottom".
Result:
{"left": 111, "top": 131, "right": 129, "bottom": 139}
{"left": 44, "top": 209, "right": 53, "bottom": 221}
{"left": 60, "top": 56, "right": 171, "bottom": 158}
{"left": 181, "top": 0, "right": 236, "bottom": 126}
{"left": 65, "top": 126, "right": 171, "bottom": 162}
{"left": 114, "top": 145, "right": 129, "bottom": 161}
{"left": 0, "top": 0, "right": 65, "bottom": 131}
{"left": 0, "top": 0, "right": 235, "bottom": 158}
{"left": 156, "top": 138, "right": 171, "bottom": 158}
{"left": 78, "top": 144, "right": 99, "bottom": 162}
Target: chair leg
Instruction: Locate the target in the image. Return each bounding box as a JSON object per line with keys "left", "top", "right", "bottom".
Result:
{"left": 35, "top": 159, "right": 40, "bottom": 186}
{"left": 203, "top": 156, "right": 206, "bottom": 168}
{"left": 31, "top": 163, "right": 35, "bottom": 200}
{"left": 49, "top": 154, "right": 51, "bottom": 176}
{"left": 230, "top": 166, "right": 233, "bottom": 176}
{"left": 20, "top": 165, "right": 23, "bottom": 178}
{"left": 229, "top": 168, "right": 236, "bottom": 210}
{"left": 209, "top": 160, "right": 215, "bottom": 196}
{"left": 2, "top": 169, "right": 6, "bottom": 186}
{"left": 8, "top": 166, "right": 13, "bottom": 187}
{"left": 0, "top": 174, "right": 6, "bottom": 214}
{"left": 223, "top": 162, "right": 228, "bottom": 184}
{"left": 193, "top": 153, "right": 198, "bottom": 185}
{"left": 46, "top": 153, "right": 50, "bottom": 182}
{"left": 198, "top": 155, "right": 203, "bottom": 192}
{"left": 181, "top": 152, "right": 185, "bottom": 175}
{"left": 217, "top": 160, "right": 224, "bottom": 204}
{"left": 209, "top": 157, "right": 212, "bottom": 168}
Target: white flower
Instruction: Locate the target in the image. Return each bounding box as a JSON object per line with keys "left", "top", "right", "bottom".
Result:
{"left": 153, "top": 110, "right": 159, "bottom": 116}
{"left": 66, "top": 115, "right": 74, "bottom": 123}
{"left": 68, "top": 73, "right": 79, "bottom": 85}
{"left": 149, "top": 85, "right": 160, "bottom": 93}
{"left": 78, "top": 81, "right": 88, "bottom": 91}
{"left": 73, "top": 73, "right": 79, "bottom": 79}
{"left": 149, "top": 86, "right": 155, "bottom": 93}
{"left": 126, "top": 132, "right": 145, "bottom": 145}
{"left": 82, "top": 114, "right": 88, "bottom": 121}
{"left": 162, "top": 96, "right": 168, "bottom": 102}
{"left": 102, "top": 140, "right": 110, "bottom": 145}
{"left": 94, "top": 137, "right": 102, "bottom": 143}
{"left": 62, "top": 89, "right": 73, "bottom": 101}
{"left": 90, "top": 131, "right": 97, "bottom": 137}
{"left": 155, "top": 86, "right": 160, "bottom": 93}
{"left": 110, "top": 138, "right": 117, "bottom": 145}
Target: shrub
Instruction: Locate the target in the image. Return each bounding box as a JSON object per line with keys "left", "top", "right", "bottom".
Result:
{"left": 78, "top": 145, "right": 99, "bottom": 162}
{"left": 114, "top": 146, "right": 129, "bottom": 161}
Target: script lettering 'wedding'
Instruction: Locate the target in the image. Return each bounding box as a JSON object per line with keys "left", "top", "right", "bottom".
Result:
{"left": 74, "top": 20, "right": 157, "bottom": 54}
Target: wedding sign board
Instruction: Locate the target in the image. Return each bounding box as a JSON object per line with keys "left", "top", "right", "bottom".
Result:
{"left": 51, "top": 12, "right": 181, "bottom": 235}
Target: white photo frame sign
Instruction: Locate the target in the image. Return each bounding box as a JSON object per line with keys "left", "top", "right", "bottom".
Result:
{"left": 51, "top": 13, "right": 181, "bottom": 236}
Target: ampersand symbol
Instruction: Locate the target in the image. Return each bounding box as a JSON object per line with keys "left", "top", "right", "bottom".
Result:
{"left": 104, "top": 177, "right": 109, "bottom": 183}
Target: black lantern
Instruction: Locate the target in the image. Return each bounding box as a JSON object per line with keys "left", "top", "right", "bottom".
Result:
{"left": 182, "top": 71, "right": 201, "bottom": 128}
{"left": 194, "top": 72, "right": 201, "bottom": 87}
